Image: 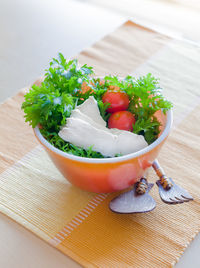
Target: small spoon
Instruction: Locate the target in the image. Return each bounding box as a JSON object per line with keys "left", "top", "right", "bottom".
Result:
{"left": 109, "top": 178, "right": 156, "bottom": 214}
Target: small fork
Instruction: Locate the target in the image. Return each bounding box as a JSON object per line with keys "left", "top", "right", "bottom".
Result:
{"left": 152, "top": 159, "right": 194, "bottom": 204}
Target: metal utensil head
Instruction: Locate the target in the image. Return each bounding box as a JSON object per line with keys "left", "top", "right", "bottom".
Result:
{"left": 109, "top": 183, "right": 156, "bottom": 214}
{"left": 156, "top": 178, "right": 194, "bottom": 205}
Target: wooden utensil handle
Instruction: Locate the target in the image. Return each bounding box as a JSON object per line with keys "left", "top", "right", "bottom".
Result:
{"left": 152, "top": 159, "right": 165, "bottom": 179}
{"left": 135, "top": 176, "right": 148, "bottom": 195}
{"left": 152, "top": 159, "right": 173, "bottom": 190}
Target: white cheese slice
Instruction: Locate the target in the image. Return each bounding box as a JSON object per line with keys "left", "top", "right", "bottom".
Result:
{"left": 116, "top": 131, "right": 148, "bottom": 155}
{"left": 76, "top": 96, "right": 106, "bottom": 127}
{"left": 58, "top": 96, "right": 148, "bottom": 157}
{"left": 70, "top": 109, "right": 104, "bottom": 130}
{"left": 109, "top": 128, "right": 123, "bottom": 135}
{"left": 59, "top": 118, "right": 118, "bottom": 157}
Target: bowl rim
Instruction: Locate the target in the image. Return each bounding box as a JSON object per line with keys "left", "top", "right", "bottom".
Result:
{"left": 34, "top": 109, "right": 173, "bottom": 163}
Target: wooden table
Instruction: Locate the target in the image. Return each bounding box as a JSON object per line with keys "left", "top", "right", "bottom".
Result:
{"left": 0, "top": 0, "right": 199, "bottom": 267}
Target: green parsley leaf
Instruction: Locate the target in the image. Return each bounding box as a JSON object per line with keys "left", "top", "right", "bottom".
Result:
{"left": 22, "top": 53, "right": 172, "bottom": 158}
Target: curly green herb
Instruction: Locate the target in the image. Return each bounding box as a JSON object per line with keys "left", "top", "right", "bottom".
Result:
{"left": 21, "top": 53, "right": 172, "bottom": 158}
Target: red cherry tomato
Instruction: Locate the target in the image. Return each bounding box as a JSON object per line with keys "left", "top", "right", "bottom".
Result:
{"left": 102, "top": 91, "right": 129, "bottom": 113}
{"left": 108, "top": 111, "right": 136, "bottom": 131}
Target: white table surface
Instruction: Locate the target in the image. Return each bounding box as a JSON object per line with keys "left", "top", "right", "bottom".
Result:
{"left": 0, "top": 0, "right": 199, "bottom": 267}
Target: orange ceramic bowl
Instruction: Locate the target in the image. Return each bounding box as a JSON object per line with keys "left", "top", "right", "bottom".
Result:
{"left": 34, "top": 109, "right": 172, "bottom": 193}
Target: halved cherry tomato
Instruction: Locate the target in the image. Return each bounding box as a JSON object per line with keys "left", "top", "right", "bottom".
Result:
{"left": 102, "top": 91, "right": 129, "bottom": 113}
{"left": 108, "top": 111, "right": 136, "bottom": 131}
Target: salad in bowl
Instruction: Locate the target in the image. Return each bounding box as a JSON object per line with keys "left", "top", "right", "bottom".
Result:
{"left": 22, "top": 53, "right": 172, "bottom": 193}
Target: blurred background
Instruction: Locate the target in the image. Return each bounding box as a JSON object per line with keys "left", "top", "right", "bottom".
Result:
{"left": 87, "top": 0, "right": 200, "bottom": 41}
{"left": 0, "top": 0, "right": 200, "bottom": 102}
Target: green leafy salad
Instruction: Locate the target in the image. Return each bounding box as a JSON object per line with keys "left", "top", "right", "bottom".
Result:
{"left": 22, "top": 53, "right": 172, "bottom": 158}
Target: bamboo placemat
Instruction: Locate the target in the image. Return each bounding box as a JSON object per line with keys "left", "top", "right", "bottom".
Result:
{"left": 0, "top": 21, "right": 200, "bottom": 267}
